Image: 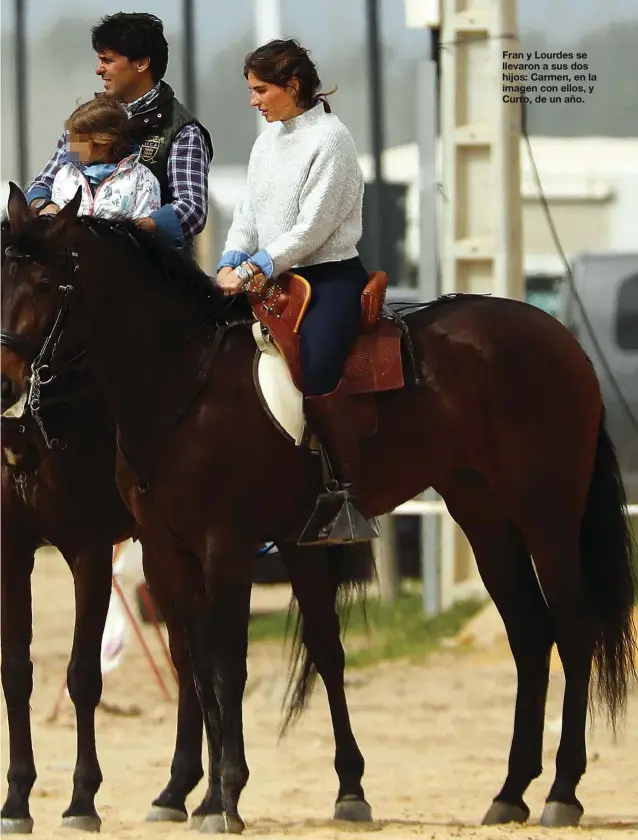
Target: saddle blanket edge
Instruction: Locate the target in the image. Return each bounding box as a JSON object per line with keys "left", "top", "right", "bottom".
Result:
{"left": 251, "top": 322, "right": 318, "bottom": 450}
{"left": 250, "top": 320, "right": 405, "bottom": 447}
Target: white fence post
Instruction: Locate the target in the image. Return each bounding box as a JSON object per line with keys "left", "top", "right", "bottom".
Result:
{"left": 374, "top": 514, "right": 400, "bottom": 604}
{"left": 391, "top": 499, "right": 638, "bottom": 613}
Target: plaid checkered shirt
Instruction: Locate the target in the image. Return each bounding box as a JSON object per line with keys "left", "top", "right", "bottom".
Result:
{"left": 25, "top": 84, "right": 212, "bottom": 244}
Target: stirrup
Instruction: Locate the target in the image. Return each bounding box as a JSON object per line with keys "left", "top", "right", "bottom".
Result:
{"left": 296, "top": 487, "right": 379, "bottom": 547}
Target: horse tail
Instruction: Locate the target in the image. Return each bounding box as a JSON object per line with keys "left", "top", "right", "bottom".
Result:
{"left": 581, "top": 408, "right": 637, "bottom": 729}
{"left": 279, "top": 542, "right": 374, "bottom": 737}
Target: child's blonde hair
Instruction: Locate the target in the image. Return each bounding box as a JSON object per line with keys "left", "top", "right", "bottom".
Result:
{"left": 65, "top": 97, "right": 131, "bottom": 161}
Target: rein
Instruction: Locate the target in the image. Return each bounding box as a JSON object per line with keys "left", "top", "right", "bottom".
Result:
{"left": 3, "top": 244, "right": 83, "bottom": 449}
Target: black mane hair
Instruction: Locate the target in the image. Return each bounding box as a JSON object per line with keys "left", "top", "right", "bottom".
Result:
{"left": 79, "top": 216, "right": 222, "bottom": 308}
{"left": 9, "top": 214, "right": 228, "bottom": 314}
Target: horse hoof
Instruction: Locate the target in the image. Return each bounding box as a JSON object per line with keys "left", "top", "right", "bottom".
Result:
{"left": 334, "top": 796, "right": 373, "bottom": 822}
{"left": 146, "top": 805, "right": 188, "bottom": 823}
{"left": 199, "top": 813, "right": 245, "bottom": 834}
{"left": 0, "top": 817, "right": 34, "bottom": 834}
{"left": 482, "top": 801, "right": 529, "bottom": 825}
{"left": 540, "top": 801, "right": 583, "bottom": 828}
{"left": 60, "top": 814, "right": 102, "bottom": 832}
{"left": 190, "top": 813, "right": 205, "bottom": 830}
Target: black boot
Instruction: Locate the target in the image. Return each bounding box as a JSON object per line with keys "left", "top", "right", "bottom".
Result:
{"left": 297, "top": 382, "right": 378, "bottom": 547}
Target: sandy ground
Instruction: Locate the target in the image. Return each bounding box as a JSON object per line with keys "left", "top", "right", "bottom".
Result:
{"left": 1, "top": 549, "right": 637, "bottom": 839}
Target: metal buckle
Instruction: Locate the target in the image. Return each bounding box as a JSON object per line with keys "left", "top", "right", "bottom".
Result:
{"left": 244, "top": 272, "right": 269, "bottom": 296}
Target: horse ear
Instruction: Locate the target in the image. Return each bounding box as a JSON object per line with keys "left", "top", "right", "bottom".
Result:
{"left": 46, "top": 186, "right": 83, "bottom": 239}
{"left": 6, "top": 181, "right": 29, "bottom": 234}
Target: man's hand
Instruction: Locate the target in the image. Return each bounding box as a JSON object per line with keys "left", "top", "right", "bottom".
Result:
{"left": 135, "top": 217, "right": 157, "bottom": 233}
{"left": 31, "top": 201, "right": 59, "bottom": 217}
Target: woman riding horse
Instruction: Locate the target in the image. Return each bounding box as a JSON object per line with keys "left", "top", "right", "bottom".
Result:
{"left": 216, "top": 39, "right": 377, "bottom": 546}
{"left": 4, "top": 168, "right": 637, "bottom": 830}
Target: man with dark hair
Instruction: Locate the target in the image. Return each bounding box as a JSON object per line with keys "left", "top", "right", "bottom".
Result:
{"left": 26, "top": 12, "right": 213, "bottom": 249}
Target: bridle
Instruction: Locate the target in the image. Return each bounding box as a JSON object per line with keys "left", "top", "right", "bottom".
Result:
{"left": 2, "top": 243, "right": 83, "bottom": 449}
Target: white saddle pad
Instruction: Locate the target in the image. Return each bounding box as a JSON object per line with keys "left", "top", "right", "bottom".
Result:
{"left": 251, "top": 321, "right": 319, "bottom": 450}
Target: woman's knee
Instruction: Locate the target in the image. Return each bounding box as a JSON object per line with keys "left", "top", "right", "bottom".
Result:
{"left": 300, "top": 342, "right": 343, "bottom": 395}
{"left": 302, "top": 367, "right": 342, "bottom": 396}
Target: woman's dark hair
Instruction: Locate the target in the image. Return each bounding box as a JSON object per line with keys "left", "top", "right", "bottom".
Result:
{"left": 243, "top": 39, "right": 335, "bottom": 112}
{"left": 65, "top": 97, "right": 132, "bottom": 162}
{"left": 91, "top": 12, "right": 169, "bottom": 83}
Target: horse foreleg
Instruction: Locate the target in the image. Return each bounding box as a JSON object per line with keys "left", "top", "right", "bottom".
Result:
{"left": 0, "top": 533, "right": 37, "bottom": 835}
{"left": 143, "top": 546, "right": 204, "bottom": 825}
{"left": 191, "top": 546, "right": 252, "bottom": 835}
{"left": 140, "top": 534, "right": 239, "bottom": 832}
{"left": 58, "top": 542, "right": 112, "bottom": 832}
{"left": 279, "top": 544, "right": 372, "bottom": 823}
{"left": 205, "top": 578, "right": 252, "bottom": 834}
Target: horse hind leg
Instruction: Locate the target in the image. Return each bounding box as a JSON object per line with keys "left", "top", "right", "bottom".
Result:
{"left": 525, "top": 421, "right": 638, "bottom": 828}
{"left": 58, "top": 542, "right": 113, "bottom": 832}
{"left": 443, "top": 475, "right": 554, "bottom": 826}
{"left": 517, "top": 519, "right": 596, "bottom": 828}
{"left": 278, "top": 542, "right": 372, "bottom": 823}
{"left": 0, "top": 535, "right": 37, "bottom": 835}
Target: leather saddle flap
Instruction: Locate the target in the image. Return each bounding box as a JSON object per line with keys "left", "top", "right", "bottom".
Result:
{"left": 248, "top": 270, "right": 404, "bottom": 395}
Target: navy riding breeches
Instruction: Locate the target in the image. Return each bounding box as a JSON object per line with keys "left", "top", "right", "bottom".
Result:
{"left": 294, "top": 257, "right": 369, "bottom": 396}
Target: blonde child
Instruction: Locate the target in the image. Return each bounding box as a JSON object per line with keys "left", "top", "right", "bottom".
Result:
{"left": 46, "top": 97, "right": 161, "bottom": 223}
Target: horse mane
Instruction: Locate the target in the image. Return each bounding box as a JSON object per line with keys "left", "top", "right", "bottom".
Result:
{"left": 8, "top": 213, "right": 224, "bottom": 313}
{"left": 79, "top": 216, "right": 223, "bottom": 310}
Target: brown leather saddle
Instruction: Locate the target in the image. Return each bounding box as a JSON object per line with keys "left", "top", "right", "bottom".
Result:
{"left": 244, "top": 269, "right": 405, "bottom": 398}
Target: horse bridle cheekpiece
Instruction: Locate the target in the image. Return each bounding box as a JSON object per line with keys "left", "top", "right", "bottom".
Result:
{"left": 2, "top": 243, "right": 79, "bottom": 448}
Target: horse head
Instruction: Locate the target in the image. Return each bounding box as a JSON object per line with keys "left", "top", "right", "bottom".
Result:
{"left": 1, "top": 182, "right": 82, "bottom": 419}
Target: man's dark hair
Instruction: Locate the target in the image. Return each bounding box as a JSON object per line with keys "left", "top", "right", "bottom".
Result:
{"left": 91, "top": 13, "right": 169, "bottom": 82}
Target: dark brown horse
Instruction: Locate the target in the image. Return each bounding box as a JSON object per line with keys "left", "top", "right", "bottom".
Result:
{"left": 1, "top": 205, "right": 372, "bottom": 835}
{"left": 3, "top": 184, "right": 637, "bottom": 831}
{"left": 1, "top": 221, "right": 133, "bottom": 834}
{"left": 0, "top": 217, "right": 140, "bottom": 834}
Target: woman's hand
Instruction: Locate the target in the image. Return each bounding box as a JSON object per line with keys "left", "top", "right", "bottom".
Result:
{"left": 216, "top": 266, "right": 244, "bottom": 296}
{"left": 216, "top": 266, "right": 234, "bottom": 283}
{"left": 245, "top": 262, "right": 261, "bottom": 277}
